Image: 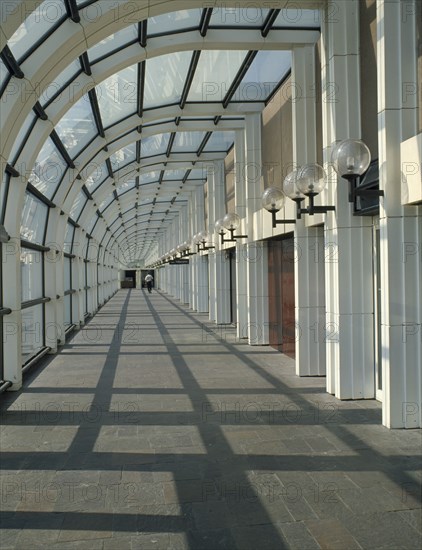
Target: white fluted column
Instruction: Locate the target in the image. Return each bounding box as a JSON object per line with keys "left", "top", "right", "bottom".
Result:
{"left": 207, "top": 161, "right": 230, "bottom": 324}
{"left": 245, "top": 113, "right": 269, "bottom": 345}
{"left": 194, "top": 187, "right": 209, "bottom": 312}
{"left": 377, "top": 0, "right": 422, "bottom": 428}
{"left": 322, "top": 0, "right": 374, "bottom": 398}
{"left": 234, "top": 130, "right": 248, "bottom": 339}
{"left": 292, "top": 45, "right": 326, "bottom": 376}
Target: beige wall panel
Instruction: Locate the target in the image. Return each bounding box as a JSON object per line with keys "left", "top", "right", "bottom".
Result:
{"left": 417, "top": 0, "right": 422, "bottom": 133}
{"left": 262, "top": 77, "right": 293, "bottom": 191}
{"left": 360, "top": 0, "right": 378, "bottom": 158}
{"left": 316, "top": 39, "right": 324, "bottom": 166}
{"left": 204, "top": 182, "right": 208, "bottom": 230}
{"left": 225, "top": 148, "right": 235, "bottom": 213}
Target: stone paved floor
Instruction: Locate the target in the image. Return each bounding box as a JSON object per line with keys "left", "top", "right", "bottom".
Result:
{"left": 0, "top": 289, "right": 421, "bottom": 550}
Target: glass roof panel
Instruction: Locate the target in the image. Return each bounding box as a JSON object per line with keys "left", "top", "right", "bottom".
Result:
{"left": 188, "top": 51, "right": 248, "bottom": 102}
{"left": 144, "top": 52, "right": 192, "bottom": 109}
{"left": 234, "top": 51, "right": 292, "bottom": 102}
{"left": 8, "top": 0, "right": 66, "bottom": 61}
{"left": 148, "top": 9, "right": 201, "bottom": 35}
{"left": 97, "top": 65, "right": 138, "bottom": 127}
{"left": 86, "top": 214, "right": 98, "bottom": 234}
{"left": 274, "top": 9, "right": 320, "bottom": 27}
{"left": 139, "top": 171, "right": 160, "bottom": 184}
{"left": 0, "top": 58, "right": 9, "bottom": 92}
{"left": 116, "top": 179, "right": 136, "bottom": 194}
{"left": 88, "top": 24, "right": 138, "bottom": 62}
{"left": 187, "top": 168, "right": 207, "bottom": 180}
{"left": 172, "top": 132, "right": 206, "bottom": 153}
{"left": 204, "top": 131, "right": 235, "bottom": 152}
{"left": 99, "top": 194, "right": 114, "bottom": 213}
{"left": 63, "top": 223, "right": 74, "bottom": 254}
{"left": 141, "top": 134, "right": 171, "bottom": 157}
{"left": 21, "top": 192, "right": 48, "bottom": 244}
{"left": 28, "top": 137, "right": 67, "bottom": 199}
{"left": 70, "top": 191, "right": 87, "bottom": 221}
{"left": 110, "top": 143, "right": 136, "bottom": 171}
{"left": 9, "top": 111, "right": 36, "bottom": 163}
{"left": 162, "top": 170, "right": 186, "bottom": 181}
{"left": 85, "top": 162, "right": 108, "bottom": 191}
{"left": 40, "top": 60, "right": 82, "bottom": 107}
{"left": 209, "top": 7, "right": 269, "bottom": 27}
{"left": 55, "top": 97, "right": 96, "bottom": 158}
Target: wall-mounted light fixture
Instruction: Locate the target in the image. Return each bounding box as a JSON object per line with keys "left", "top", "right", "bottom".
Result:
{"left": 283, "top": 164, "right": 335, "bottom": 219}
{"left": 261, "top": 187, "right": 296, "bottom": 228}
{"left": 177, "top": 241, "right": 196, "bottom": 257}
{"left": 194, "top": 231, "right": 215, "bottom": 252}
{"left": 332, "top": 139, "right": 383, "bottom": 202}
{"left": 215, "top": 213, "right": 248, "bottom": 245}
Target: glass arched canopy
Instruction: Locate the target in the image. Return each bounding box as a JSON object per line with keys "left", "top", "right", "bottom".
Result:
{"left": 1, "top": 1, "right": 320, "bottom": 264}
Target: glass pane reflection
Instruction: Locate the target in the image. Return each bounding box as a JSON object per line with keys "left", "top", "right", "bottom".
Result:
{"left": 21, "top": 304, "right": 44, "bottom": 362}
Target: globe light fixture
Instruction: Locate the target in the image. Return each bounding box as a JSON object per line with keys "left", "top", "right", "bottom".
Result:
{"left": 195, "top": 230, "right": 215, "bottom": 252}
{"left": 279, "top": 165, "right": 335, "bottom": 219}
{"left": 332, "top": 139, "right": 383, "bottom": 202}
{"left": 262, "top": 187, "right": 296, "bottom": 228}
{"left": 216, "top": 212, "right": 248, "bottom": 244}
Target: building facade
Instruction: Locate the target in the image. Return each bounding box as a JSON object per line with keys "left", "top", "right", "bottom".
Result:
{"left": 0, "top": 0, "right": 421, "bottom": 428}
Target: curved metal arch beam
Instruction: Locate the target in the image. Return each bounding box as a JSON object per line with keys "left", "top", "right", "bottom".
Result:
{"left": 0, "top": 0, "right": 323, "bottom": 257}
{"left": 5, "top": 104, "right": 248, "bottom": 250}
{"left": 44, "top": 28, "right": 316, "bottom": 124}
{"left": 1, "top": 0, "right": 321, "bottom": 155}
{"left": 65, "top": 150, "right": 224, "bottom": 216}
{"left": 91, "top": 173, "right": 206, "bottom": 214}
{"left": 10, "top": 95, "right": 256, "bottom": 216}
{"left": 75, "top": 157, "right": 210, "bottom": 246}
{"left": 1, "top": 19, "right": 317, "bottom": 162}
{"left": 89, "top": 195, "right": 190, "bottom": 246}
{"left": 1, "top": 0, "right": 324, "bottom": 51}
{"left": 10, "top": 104, "right": 250, "bottom": 231}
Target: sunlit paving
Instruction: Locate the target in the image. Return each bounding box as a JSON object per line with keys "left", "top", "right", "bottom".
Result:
{"left": 1, "top": 290, "right": 421, "bottom": 549}
{"left": 1, "top": 1, "right": 421, "bottom": 549}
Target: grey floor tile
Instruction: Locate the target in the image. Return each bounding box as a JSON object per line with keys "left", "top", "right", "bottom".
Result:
{"left": 1, "top": 290, "right": 421, "bottom": 549}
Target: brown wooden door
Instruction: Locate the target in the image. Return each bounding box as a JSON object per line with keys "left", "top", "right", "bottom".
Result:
{"left": 268, "top": 236, "right": 296, "bottom": 359}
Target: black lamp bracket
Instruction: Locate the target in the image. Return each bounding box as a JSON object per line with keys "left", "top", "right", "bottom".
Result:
{"left": 294, "top": 194, "right": 336, "bottom": 219}
{"left": 269, "top": 209, "right": 296, "bottom": 228}
{"left": 219, "top": 228, "right": 248, "bottom": 244}
{"left": 197, "top": 242, "right": 215, "bottom": 252}
{"left": 343, "top": 174, "right": 384, "bottom": 203}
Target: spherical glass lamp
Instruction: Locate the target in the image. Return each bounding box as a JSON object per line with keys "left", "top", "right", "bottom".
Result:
{"left": 176, "top": 244, "right": 184, "bottom": 254}
{"left": 332, "top": 139, "right": 371, "bottom": 178}
{"left": 283, "top": 170, "right": 305, "bottom": 200}
{"left": 296, "top": 164, "right": 326, "bottom": 195}
{"left": 183, "top": 240, "right": 191, "bottom": 251}
{"left": 223, "top": 212, "right": 241, "bottom": 231}
{"left": 262, "top": 187, "right": 285, "bottom": 212}
{"left": 215, "top": 219, "right": 226, "bottom": 234}
{"left": 198, "top": 230, "right": 210, "bottom": 243}
{"left": 192, "top": 233, "right": 200, "bottom": 244}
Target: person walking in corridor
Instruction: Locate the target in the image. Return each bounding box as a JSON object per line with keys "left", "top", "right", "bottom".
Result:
{"left": 145, "top": 273, "right": 153, "bottom": 293}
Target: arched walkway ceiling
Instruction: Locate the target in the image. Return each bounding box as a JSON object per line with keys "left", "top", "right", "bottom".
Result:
{"left": 1, "top": 0, "right": 323, "bottom": 264}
